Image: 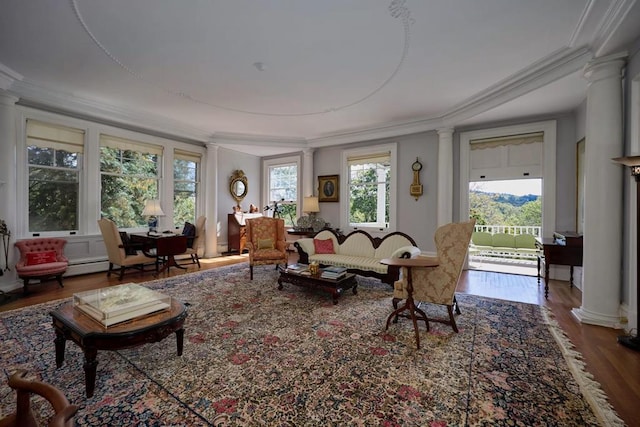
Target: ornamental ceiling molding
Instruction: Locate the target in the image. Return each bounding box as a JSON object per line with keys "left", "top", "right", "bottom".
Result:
{"left": 70, "top": 0, "right": 414, "bottom": 117}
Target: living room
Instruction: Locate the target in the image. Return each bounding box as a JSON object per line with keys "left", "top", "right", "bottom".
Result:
{"left": 1, "top": 1, "right": 640, "bottom": 425}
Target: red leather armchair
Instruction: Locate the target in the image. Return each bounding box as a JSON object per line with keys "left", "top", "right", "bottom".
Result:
{"left": 14, "top": 238, "right": 68, "bottom": 295}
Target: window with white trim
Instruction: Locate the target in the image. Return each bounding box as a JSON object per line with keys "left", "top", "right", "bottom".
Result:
{"left": 99, "top": 134, "right": 163, "bottom": 228}
{"left": 343, "top": 144, "right": 396, "bottom": 231}
{"left": 266, "top": 161, "right": 298, "bottom": 227}
{"left": 26, "top": 120, "right": 84, "bottom": 233}
{"left": 173, "top": 149, "right": 201, "bottom": 226}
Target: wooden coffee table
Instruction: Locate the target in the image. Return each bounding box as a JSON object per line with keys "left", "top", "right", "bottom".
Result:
{"left": 50, "top": 298, "right": 187, "bottom": 398}
{"left": 277, "top": 266, "right": 357, "bottom": 304}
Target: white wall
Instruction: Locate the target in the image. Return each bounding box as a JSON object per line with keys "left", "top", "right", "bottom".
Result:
{"left": 217, "top": 147, "right": 262, "bottom": 253}
{"left": 312, "top": 131, "right": 440, "bottom": 252}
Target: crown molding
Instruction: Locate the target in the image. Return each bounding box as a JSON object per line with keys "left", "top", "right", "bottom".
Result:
{"left": 308, "top": 116, "right": 443, "bottom": 147}
{"left": 307, "top": 47, "right": 592, "bottom": 146}
{"left": 440, "top": 46, "right": 592, "bottom": 125}
{"left": 0, "top": 45, "right": 593, "bottom": 153}
{"left": 212, "top": 132, "right": 306, "bottom": 147}
{"left": 0, "top": 62, "right": 22, "bottom": 90}
{"left": 10, "top": 78, "right": 213, "bottom": 143}
{"left": 591, "top": 0, "right": 638, "bottom": 57}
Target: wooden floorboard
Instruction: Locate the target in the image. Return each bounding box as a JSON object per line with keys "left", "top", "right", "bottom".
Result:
{"left": 1, "top": 255, "right": 639, "bottom": 426}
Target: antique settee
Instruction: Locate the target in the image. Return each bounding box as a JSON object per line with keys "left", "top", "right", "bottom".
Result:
{"left": 294, "top": 229, "right": 420, "bottom": 285}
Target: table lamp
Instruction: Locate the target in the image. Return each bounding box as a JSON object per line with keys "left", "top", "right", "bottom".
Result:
{"left": 303, "top": 196, "right": 320, "bottom": 219}
{"left": 302, "top": 196, "right": 325, "bottom": 232}
{"left": 142, "top": 199, "right": 165, "bottom": 233}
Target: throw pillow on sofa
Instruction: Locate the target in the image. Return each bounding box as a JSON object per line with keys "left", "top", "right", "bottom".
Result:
{"left": 314, "top": 238, "right": 335, "bottom": 254}
{"left": 25, "top": 251, "right": 57, "bottom": 266}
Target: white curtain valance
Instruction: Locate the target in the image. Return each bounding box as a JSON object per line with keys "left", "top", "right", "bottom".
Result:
{"left": 26, "top": 119, "right": 85, "bottom": 153}
{"left": 470, "top": 132, "right": 543, "bottom": 150}
{"left": 174, "top": 149, "right": 202, "bottom": 163}
{"left": 100, "top": 134, "right": 163, "bottom": 156}
{"left": 347, "top": 152, "right": 391, "bottom": 166}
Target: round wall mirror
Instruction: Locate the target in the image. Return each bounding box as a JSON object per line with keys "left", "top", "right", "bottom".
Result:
{"left": 229, "top": 170, "right": 248, "bottom": 206}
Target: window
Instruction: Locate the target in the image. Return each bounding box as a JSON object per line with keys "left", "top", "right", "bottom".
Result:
{"left": 100, "top": 134, "right": 163, "bottom": 228}
{"left": 342, "top": 144, "right": 396, "bottom": 231}
{"left": 174, "top": 149, "right": 201, "bottom": 226}
{"left": 26, "top": 120, "right": 84, "bottom": 233}
{"left": 266, "top": 161, "right": 298, "bottom": 227}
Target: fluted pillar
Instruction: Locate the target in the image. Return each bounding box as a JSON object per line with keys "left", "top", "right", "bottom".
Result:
{"left": 0, "top": 91, "right": 18, "bottom": 287}
{"left": 437, "top": 128, "right": 454, "bottom": 226}
{"left": 572, "top": 52, "right": 627, "bottom": 327}
{"left": 204, "top": 142, "right": 219, "bottom": 258}
{"left": 303, "top": 148, "right": 315, "bottom": 197}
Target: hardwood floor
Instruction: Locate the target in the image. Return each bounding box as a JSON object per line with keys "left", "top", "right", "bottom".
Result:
{"left": 1, "top": 255, "right": 639, "bottom": 426}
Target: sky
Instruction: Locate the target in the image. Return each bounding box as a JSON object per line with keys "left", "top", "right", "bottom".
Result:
{"left": 470, "top": 179, "right": 542, "bottom": 196}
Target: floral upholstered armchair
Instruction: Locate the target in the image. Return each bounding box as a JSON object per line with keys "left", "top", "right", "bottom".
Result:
{"left": 245, "top": 217, "right": 287, "bottom": 279}
{"left": 392, "top": 219, "right": 475, "bottom": 333}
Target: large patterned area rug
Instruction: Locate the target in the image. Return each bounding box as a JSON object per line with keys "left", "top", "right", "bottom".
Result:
{"left": 0, "top": 264, "right": 625, "bottom": 426}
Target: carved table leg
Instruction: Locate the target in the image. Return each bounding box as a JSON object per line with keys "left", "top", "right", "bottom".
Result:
{"left": 332, "top": 288, "right": 343, "bottom": 305}
{"left": 569, "top": 266, "right": 574, "bottom": 288}
{"left": 176, "top": 328, "right": 184, "bottom": 356}
{"left": 54, "top": 329, "right": 66, "bottom": 368}
{"left": 277, "top": 278, "right": 283, "bottom": 290}
{"left": 83, "top": 347, "right": 98, "bottom": 398}
{"left": 544, "top": 261, "right": 550, "bottom": 299}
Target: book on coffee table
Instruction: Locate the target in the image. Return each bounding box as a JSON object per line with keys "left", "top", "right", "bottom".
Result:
{"left": 321, "top": 266, "right": 348, "bottom": 279}
{"left": 286, "top": 263, "right": 309, "bottom": 273}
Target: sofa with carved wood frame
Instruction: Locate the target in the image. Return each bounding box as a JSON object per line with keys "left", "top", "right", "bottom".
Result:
{"left": 294, "top": 229, "right": 420, "bottom": 285}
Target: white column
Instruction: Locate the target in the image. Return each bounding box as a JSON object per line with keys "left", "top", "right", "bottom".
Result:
{"left": 437, "top": 128, "right": 454, "bottom": 226}
{"left": 204, "top": 142, "right": 219, "bottom": 258}
{"left": 303, "top": 148, "right": 315, "bottom": 197}
{"left": 572, "top": 52, "right": 627, "bottom": 327}
{"left": 0, "top": 91, "right": 18, "bottom": 288}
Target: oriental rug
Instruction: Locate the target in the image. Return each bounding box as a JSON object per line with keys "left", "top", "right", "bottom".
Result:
{"left": 0, "top": 264, "right": 625, "bottom": 426}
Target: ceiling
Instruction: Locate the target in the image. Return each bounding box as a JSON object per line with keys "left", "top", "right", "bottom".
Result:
{"left": 1, "top": 0, "right": 640, "bottom": 156}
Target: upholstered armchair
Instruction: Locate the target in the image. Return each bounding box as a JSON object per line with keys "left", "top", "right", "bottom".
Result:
{"left": 14, "top": 238, "right": 68, "bottom": 295}
{"left": 97, "top": 218, "right": 156, "bottom": 280}
{"left": 0, "top": 370, "right": 78, "bottom": 427}
{"left": 245, "top": 217, "right": 287, "bottom": 279}
{"left": 182, "top": 215, "right": 206, "bottom": 268}
{"left": 392, "top": 219, "right": 475, "bottom": 333}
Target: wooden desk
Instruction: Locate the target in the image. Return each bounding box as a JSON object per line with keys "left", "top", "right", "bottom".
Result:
{"left": 50, "top": 299, "right": 187, "bottom": 398}
{"left": 535, "top": 233, "right": 583, "bottom": 298}
{"left": 130, "top": 233, "right": 188, "bottom": 273}
{"left": 228, "top": 213, "right": 263, "bottom": 254}
{"left": 380, "top": 257, "right": 439, "bottom": 349}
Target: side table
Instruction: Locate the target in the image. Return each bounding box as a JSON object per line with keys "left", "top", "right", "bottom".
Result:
{"left": 380, "top": 257, "right": 439, "bottom": 349}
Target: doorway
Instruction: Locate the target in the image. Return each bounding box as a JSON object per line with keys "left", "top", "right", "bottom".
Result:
{"left": 468, "top": 178, "right": 541, "bottom": 276}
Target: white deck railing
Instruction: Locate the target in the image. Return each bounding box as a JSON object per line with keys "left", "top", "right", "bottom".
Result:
{"left": 473, "top": 224, "right": 542, "bottom": 237}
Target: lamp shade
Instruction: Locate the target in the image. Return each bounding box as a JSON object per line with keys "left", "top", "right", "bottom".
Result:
{"left": 612, "top": 156, "right": 640, "bottom": 176}
{"left": 142, "top": 199, "right": 165, "bottom": 216}
{"left": 303, "top": 196, "right": 320, "bottom": 213}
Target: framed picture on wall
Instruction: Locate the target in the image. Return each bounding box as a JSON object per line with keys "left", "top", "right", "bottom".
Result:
{"left": 318, "top": 175, "right": 339, "bottom": 202}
